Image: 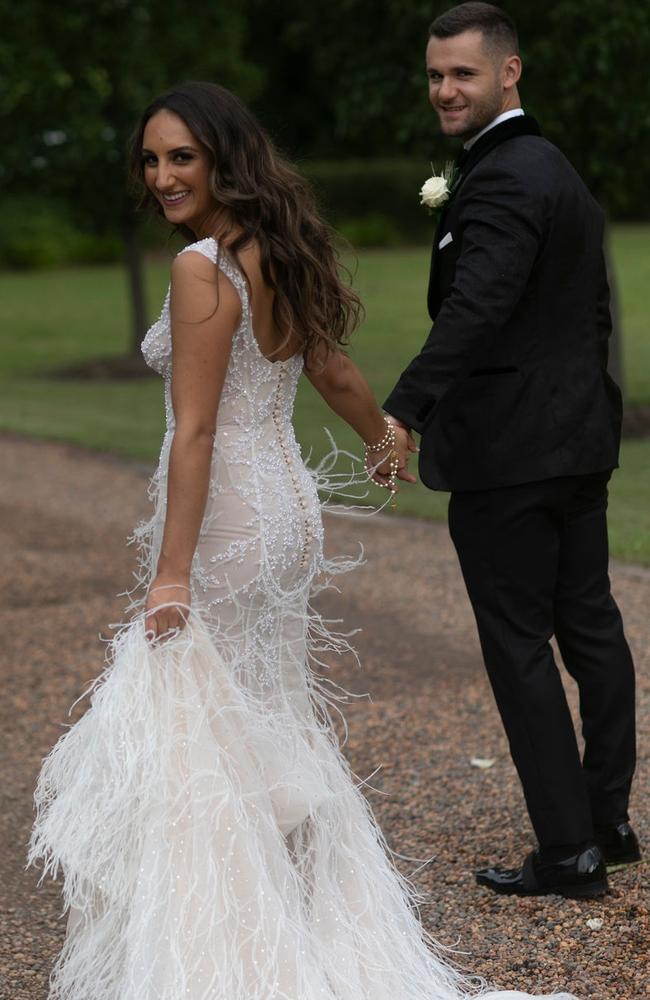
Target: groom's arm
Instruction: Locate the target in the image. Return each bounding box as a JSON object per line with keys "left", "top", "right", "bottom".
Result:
{"left": 383, "top": 163, "right": 544, "bottom": 434}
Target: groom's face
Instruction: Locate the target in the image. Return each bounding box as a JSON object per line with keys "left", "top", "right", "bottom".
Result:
{"left": 426, "top": 30, "right": 510, "bottom": 139}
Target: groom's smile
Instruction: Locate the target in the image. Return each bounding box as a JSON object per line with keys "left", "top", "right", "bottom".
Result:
{"left": 426, "top": 29, "right": 521, "bottom": 140}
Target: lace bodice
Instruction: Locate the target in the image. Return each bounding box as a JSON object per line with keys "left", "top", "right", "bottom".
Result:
{"left": 141, "top": 236, "right": 304, "bottom": 433}
{"left": 140, "top": 237, "right": 323, "bottom": 613}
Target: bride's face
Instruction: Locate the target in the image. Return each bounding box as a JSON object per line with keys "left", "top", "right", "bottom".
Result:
{"left": 142, "top": 110, "right": 216, "bottom": 234}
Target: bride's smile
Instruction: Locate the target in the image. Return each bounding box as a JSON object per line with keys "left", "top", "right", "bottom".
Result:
{"left": 141, "top": 109, "right": 217, "bottom": 236}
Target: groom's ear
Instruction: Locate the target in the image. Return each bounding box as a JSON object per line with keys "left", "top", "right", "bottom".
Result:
{"left": 502, "top": 54, "right": 522, "bottom": 90}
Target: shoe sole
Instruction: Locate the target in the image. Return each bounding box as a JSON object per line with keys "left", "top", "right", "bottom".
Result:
{"left": 605, "top": 859, "right": 642, "bottom": 874}
{"left": 556, "top": 879, "right": 608, "bottom": 899}
{"left": 477, "top": 879, "right": 608, "bottom": 899}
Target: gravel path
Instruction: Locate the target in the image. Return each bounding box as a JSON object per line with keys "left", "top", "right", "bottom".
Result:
{"left": 1, "top": 433, "right": 647, "bottom": 1000}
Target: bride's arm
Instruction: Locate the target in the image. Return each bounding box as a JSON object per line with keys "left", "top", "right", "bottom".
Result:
{"left": 305, "top": 347, "right": 417, "bottom": 486}
{"left": 145, "top": 252, "right": 241, "bottom": 641}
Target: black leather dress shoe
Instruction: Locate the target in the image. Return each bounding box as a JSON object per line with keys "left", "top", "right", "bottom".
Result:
{"left": 476, "top": 844, "right": 608, "bottom": 898}
{"left": 595, "top": 822, "right": 642, "bottom": 872}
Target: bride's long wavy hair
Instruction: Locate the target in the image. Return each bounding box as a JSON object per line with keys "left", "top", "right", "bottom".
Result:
{"left": 129, "top": 81, "right": 363, "bottom": 363}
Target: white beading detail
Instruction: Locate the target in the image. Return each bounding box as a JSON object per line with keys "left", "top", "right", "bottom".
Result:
{"left": 140, "top": 236, "right": 322, "bottom": 617}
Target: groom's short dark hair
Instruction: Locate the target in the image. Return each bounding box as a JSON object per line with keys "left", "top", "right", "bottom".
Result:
{"left": 430, "top": 2, "right": 519, "bottom": 56}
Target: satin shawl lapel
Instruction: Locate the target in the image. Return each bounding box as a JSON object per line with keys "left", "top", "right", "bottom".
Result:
{"left": 428, "top": 115, "right": 543, "bottom": 315}
{"left": 450, "top": 114, "right": 542, "bottom": 202}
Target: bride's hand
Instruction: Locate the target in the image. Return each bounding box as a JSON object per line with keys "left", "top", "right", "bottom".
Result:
{"left": 367, "top": 426, "right": 418, "bottom": 489}
{"left": 145, "top": 576, "right": 191, "bottom": 643}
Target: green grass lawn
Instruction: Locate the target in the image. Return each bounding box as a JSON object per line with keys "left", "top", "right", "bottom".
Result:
{"left": 1, "top": 225, "right": 649, "bottom": 562}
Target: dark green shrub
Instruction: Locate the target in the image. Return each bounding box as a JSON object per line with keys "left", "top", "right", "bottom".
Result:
{"left": 71, "top": 233, "right": 123, "bottom": 264}
{"left": 337, "top": 213, "right": 402, "bottom": 248}
{"left": 0, "top": 197, "right": 82, "bottom": 268}
{"left": 1, "top": 160, "right": 441, "bottom": 268}
{"left": 301, "top": 158, "right": 437, "bottom": 244}
{"left": 0, "top": 197, "right": 124, "bottom": 269}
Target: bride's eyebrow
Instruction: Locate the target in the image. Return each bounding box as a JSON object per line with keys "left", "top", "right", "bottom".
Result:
{"left": 141, "top": 145, "right": 200, "bottom": 155}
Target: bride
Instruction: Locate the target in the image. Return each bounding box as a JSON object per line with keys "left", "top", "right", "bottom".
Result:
{"left": 29, "top": 81, "right": 576, "bottom": 1000}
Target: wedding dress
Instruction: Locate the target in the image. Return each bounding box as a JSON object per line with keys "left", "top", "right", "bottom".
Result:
{"left": 29, "top": 237, "right": 577, "bottom": 1000}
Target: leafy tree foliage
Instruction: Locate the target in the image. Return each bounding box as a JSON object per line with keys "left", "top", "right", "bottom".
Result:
{"left": 246, "top": 0, "right": 649, "bottom": 395}
{"left": 512, "top": 0, "right": 650, "bottom": 216}
{"left": 2, "top": 0, "right": 261, "bottom": 349}
{"left": 3, "top": 0, "right": 647, "bottom": 369}
{"left": 247, "top": 0, "right": 650, "bottom": 216}
{"left": 246, "top": 0, "right": 439, "bottom": 160}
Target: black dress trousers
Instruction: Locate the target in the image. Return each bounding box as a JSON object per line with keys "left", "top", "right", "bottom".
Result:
{"left": 448, "top": 471, "right": 636, "bottom": 847}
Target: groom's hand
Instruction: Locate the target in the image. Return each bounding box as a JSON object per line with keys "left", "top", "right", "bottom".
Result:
{"left": 393, "top": 425, "right": 418, "bottom": 484}
{"left": 384, "top": 415, "right": 418, "bottom": 484}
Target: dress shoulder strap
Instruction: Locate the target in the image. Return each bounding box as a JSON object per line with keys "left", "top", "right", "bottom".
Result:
{"left": 177, "top": 237, "right": 250, "bottom": 321}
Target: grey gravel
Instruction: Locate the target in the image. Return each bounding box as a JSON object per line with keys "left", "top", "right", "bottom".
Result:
{"left": 1, "top": 433, "right": 647, "bottom": 1000}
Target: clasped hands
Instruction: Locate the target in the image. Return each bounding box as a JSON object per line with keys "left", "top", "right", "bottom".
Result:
{"left": 366, "top": 417, "right": 418, "bottom": 492}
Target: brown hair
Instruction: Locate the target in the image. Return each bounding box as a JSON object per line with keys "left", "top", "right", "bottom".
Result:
{"left": 129, "top": 81, "right": 362, "bottom": 363}
{"left": 430, "top": 2, "right": 519, "bottom": 56}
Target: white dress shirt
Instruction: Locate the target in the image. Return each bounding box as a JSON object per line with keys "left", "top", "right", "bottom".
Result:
{"left": 463, "top": 108, "right": 524, "bottom": 151}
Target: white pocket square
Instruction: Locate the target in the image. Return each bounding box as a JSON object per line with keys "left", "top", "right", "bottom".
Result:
{"left": 438, "top": 232, "right": 453, "bottom": 250}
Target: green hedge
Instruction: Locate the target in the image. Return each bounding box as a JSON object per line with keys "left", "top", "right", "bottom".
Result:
{"left": 1, "top": 159, "right": 444, "bottom": 265}
{"left": 0, "top": 197, "right": 174, "bottom": 270}
{"left": 301, "top": 158, "right": 437, "bottom": 246}
{"left": 3, "top": 153, "right": 648, "bottom": 267}
{"left": 1, "top": 165, "right": 435, "bottom": 266}
{"left": 0, "top": 197, "right": 124, "bottom": 269}
{"left": 300, "top": 156, "right": 650, "bottom": 245}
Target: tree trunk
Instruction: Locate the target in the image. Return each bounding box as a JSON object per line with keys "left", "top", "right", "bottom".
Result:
{"left": 122, "top": 218, "right": 149, "bottom": 358}
{"left": 602, "top": 215, "right": 625, "bottom": 400}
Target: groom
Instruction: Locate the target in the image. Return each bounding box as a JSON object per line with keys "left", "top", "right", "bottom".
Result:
{"left": 384, "top": 2, "right": 640, "bottom": 898}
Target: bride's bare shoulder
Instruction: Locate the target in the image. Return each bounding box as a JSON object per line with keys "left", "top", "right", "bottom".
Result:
{"left": 170, "top": 248, "right": 241, "bottom": 327}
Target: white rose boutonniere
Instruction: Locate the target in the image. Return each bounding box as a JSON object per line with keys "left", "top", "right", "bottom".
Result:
{"left": 419, "top": 161, "right": 456, "bottom": 214}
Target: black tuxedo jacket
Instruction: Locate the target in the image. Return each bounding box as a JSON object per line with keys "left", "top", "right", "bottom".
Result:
{"left": 383, "top": 115, "right": 622, "bottom": 491}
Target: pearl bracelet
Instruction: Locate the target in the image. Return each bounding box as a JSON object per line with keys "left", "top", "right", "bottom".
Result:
{"left": 364, "top": 419, "right": 399, "bottom": 506}
{"left": 364, "top": 416, "right": 396, "bottom": 454}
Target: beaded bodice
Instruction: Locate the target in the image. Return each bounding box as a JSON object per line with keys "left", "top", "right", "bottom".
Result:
{"left": 141, "top": 237, "right": 304, "bottom": 436}
{"left": 140, "top": 237, "right": 323, "bottom": 612}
